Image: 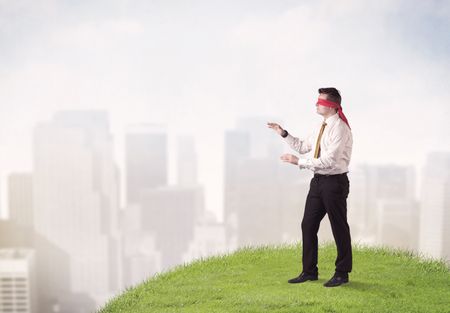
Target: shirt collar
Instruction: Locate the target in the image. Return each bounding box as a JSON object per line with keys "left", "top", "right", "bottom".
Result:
{"left": 323, "top": 112, "right": 340, "bottom": 127}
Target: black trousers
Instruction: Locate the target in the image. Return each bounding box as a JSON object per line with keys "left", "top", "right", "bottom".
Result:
{"left": 301, "top": 172, "right": 352, "bottom": 275}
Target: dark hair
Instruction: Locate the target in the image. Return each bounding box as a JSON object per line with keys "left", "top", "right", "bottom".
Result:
{"left": 318, "top": 87, "right": 341, "bottom": 105}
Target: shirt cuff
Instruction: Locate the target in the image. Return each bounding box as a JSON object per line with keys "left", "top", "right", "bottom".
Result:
{"left": 283, "top": 133, "right": 295, "bottom": 145}
{"left": 297, "top": 158, "right": 308, "bottom": 165}
{"left": 297, "top": 158, "right": 309, "bottom": 169}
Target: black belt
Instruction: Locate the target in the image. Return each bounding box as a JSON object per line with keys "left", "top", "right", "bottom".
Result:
{"left": 314, "top": 172, "right": 348, "bottom": 178}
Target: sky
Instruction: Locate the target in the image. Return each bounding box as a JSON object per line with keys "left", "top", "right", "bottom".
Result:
{"left": 1, "top": 0, "right": 449, "bottom": 220}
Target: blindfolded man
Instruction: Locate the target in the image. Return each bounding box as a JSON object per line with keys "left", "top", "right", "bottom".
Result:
{"left": 267, "top": 87, "right": 353, "bottom": 287}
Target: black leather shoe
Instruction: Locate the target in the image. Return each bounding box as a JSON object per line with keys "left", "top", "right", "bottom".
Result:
{"left": 323, "top": 274, "right": 349, "bottom": 287}
{"left": 288, "top": 272, "right": 318, "bottom": 284}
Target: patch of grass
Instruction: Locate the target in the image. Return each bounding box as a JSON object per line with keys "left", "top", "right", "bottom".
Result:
{"left": 97, "top": 241, "right": 450, "bottom": 313}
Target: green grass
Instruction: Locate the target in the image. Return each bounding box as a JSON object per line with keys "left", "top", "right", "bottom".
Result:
{"left": 98, "top": 241, "right": 450, "bottom": 313}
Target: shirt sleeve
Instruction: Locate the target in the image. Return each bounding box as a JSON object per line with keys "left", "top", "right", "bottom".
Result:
{"left": 297, "top": 126, "right": 347, "bottom": 171}
{"left": 283, "top": 132, "right": 314, "bottom": 155}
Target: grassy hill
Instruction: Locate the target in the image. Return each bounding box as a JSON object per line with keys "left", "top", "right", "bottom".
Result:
{"left": 98, "top": 241, "right": 450, "bottom": 313}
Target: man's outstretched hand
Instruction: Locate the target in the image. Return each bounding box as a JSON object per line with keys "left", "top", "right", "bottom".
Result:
{"left": 267, "top": 122, "right": 284, "bottom": 136}
{"left": 280, "top": 153, "right": 299, "bottom": 165}
{"left": 268, "top": 122, "right": 299, "bottom": 166}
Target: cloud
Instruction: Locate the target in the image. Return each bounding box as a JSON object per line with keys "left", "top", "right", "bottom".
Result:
{"left": 52, "top": 18, "right": 144, "bottom": 48}
{"left": 222, "top": 0, "right": 450, "bottom": 166}
{"left": 0, "top": 0, "right": 449, "bottom": 219}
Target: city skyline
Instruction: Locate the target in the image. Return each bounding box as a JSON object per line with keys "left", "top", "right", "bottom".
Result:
{"left": 0, "top": 108, "right": 445, "bottom": 222}
{"left": 2, "top": 110, "right": 448, "bottom": 254}
{"left": 1, "top": 0, "right": 450, "bottom": 222}
{"left": 0, "top": 109, "right": 448, "bottom": 312}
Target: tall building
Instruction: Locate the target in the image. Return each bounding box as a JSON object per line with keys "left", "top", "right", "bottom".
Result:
{"left": 8, "top": 173, "right": 33, "bottom": 229}
{"left": 120, "top": 203, "right": 162, "bottom": 288}
{"left": 235, "top": 116, "right": 282, "bottom": 159}
{"left": 223, "top": 117, "right": 310, "bottom": 249}
{"left": 176, "top": 135, "right": 198, "bottom": 187}
{"left": 121, "top": 184, "right": 202, "bottom": 286}
{"left": 350, "top": 164, "right": 417, "bottom": 247}
{"left": 419, "top": 151, "right": 450, "bottom": 262}
{"left": 223, "top": 129, "right": 250, "bottom": 249}
{"left": 230, "top": 157, "right": 314, "bottom": 247}
{"left": 346, "top": 167, "right": 368, "bottom": 240}
{"left": 182, "top": 211, "right": 227, "bottom": 263}
{"left": 32, "top": 111, "right": 121, "bottom": 307}
{"left": 139, "top": 186, "right": 198, "bottom": 270}
{"left": 0, "top": 214, "right": 95, "bottom": 312}
{"left": 0, "top": 249, "right": 37, "bottom": 313}
{"left": 125, "top": 124, "right": 168, "bottom": 205}
{"left": 121, "top": 129, "right": 207, "bottom": 284}
{"left": 376, "top": 198, "right": 420, "bottom": 251}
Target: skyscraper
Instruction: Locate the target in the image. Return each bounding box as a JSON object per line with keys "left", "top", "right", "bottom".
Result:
{"left": 125, "top": 124, "right": 168, "bottom": 205}
{"left": 419, "top": 151, "right": 450, "bottom": 261}
{"left": 223, "top": 129, "right": 250, "bottom": 248}
{"left": 352, "top": 164, "right": 417, "bottom": 245}
{"left": 32, "top": 110, "right": 121, "bottom": 306}
{"left": 139, "top": 186, "right": 197, "bottom": 270}
{"left": 223, "top": 117, "right": 308, "bottom": 248}
{"left": 0, "top": 249, "right": 36, "bottom": 313}
{"left": 8, "top": 173, "right": 33, "bottom": 229}
{"left": 176, "top": 135, "right": 198, "bottom": 187}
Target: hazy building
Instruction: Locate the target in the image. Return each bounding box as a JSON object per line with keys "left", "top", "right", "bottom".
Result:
{"left": 32, "top": 111, "right": 121, "bottom": 307}
{"left": 120, "top": 184, "right": 203, "bottom": 286}
{"left": 419, "top": 151, "right": 450, "bottom": 262}
{"left": 125, "top": 124, "right": 168, "bottom": 205}
{"left": 231, "top": 157, "right": 316, "bottom": 247}
{"left": 122, "top": 234, "right": 161, "bottom": 288}
{"left": 0, "top": 219, "right": 76, "bottom": 313}
{"left": 223, "top": 129, "right": 251, "bottom": 249}
{"left": 223, "top": 118, "right": 312, "bottom": 249}
{"left": 351, "top": 164, "right": 417, "bottom": 248}
{"left": 346, "top": 167, "right": 369, "bottom": 240}
{"left": 140, "top": 186, "right": 198, "bottom": 270}
{"left": 0, "top": 249, "right": 36, "bottom": 313}
{"left": 5, "top": 171, "right": 94, "bottom": 311}
{"left": 236, "top": 116, "right": 282, "bottom": 159}
{"left": 176, "top": 134, "right": 205, "bottom": 218}
{"left": 376, "top": 198, "right": 420, "bottom": 251}
{"left": 182, "top": 211, "right": 227, "bottom": 263}
{"left": 0, "top": 220, "right": 34, "bottom": 248}
{"left": 8, "top": 173, "right": 33, "bottom": 229}
{"left": 122, "top": 127, "right": 206, "bottom": 285}
{"left": 176, "top": 135, "right": 198, "bottom": 187}
{"left": 120, "top": 204, "right": 162, "bottom": 288}
{"left": 233, "top": 158, "right": 284, "bottom": 246}
{"left": 49, "top": 293, "right": 96, "bottom": 313}
{"left": 278, "top": 175, "right": 313, "bottom": 244}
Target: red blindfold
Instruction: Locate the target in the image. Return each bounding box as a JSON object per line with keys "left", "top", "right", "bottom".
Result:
{"left": 316, "top": 98, "right": 351, "bottom": 130}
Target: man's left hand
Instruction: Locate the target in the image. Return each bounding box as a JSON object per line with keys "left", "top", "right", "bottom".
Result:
{"left": 280, "top": 153, "right": 299, "bottom": 165}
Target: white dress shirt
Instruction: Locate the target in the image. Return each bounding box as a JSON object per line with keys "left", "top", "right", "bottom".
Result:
{"left": 283, "top": 112, "right": 353, "bottom": 175}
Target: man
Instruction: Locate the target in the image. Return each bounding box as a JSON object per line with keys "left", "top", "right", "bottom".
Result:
{"left": 267, "top": 87, "right": 353, "bottom": 287}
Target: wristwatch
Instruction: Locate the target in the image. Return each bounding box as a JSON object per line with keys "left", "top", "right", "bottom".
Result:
{"left": 281, "top": 129, "right": 288, "bottom": 138}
